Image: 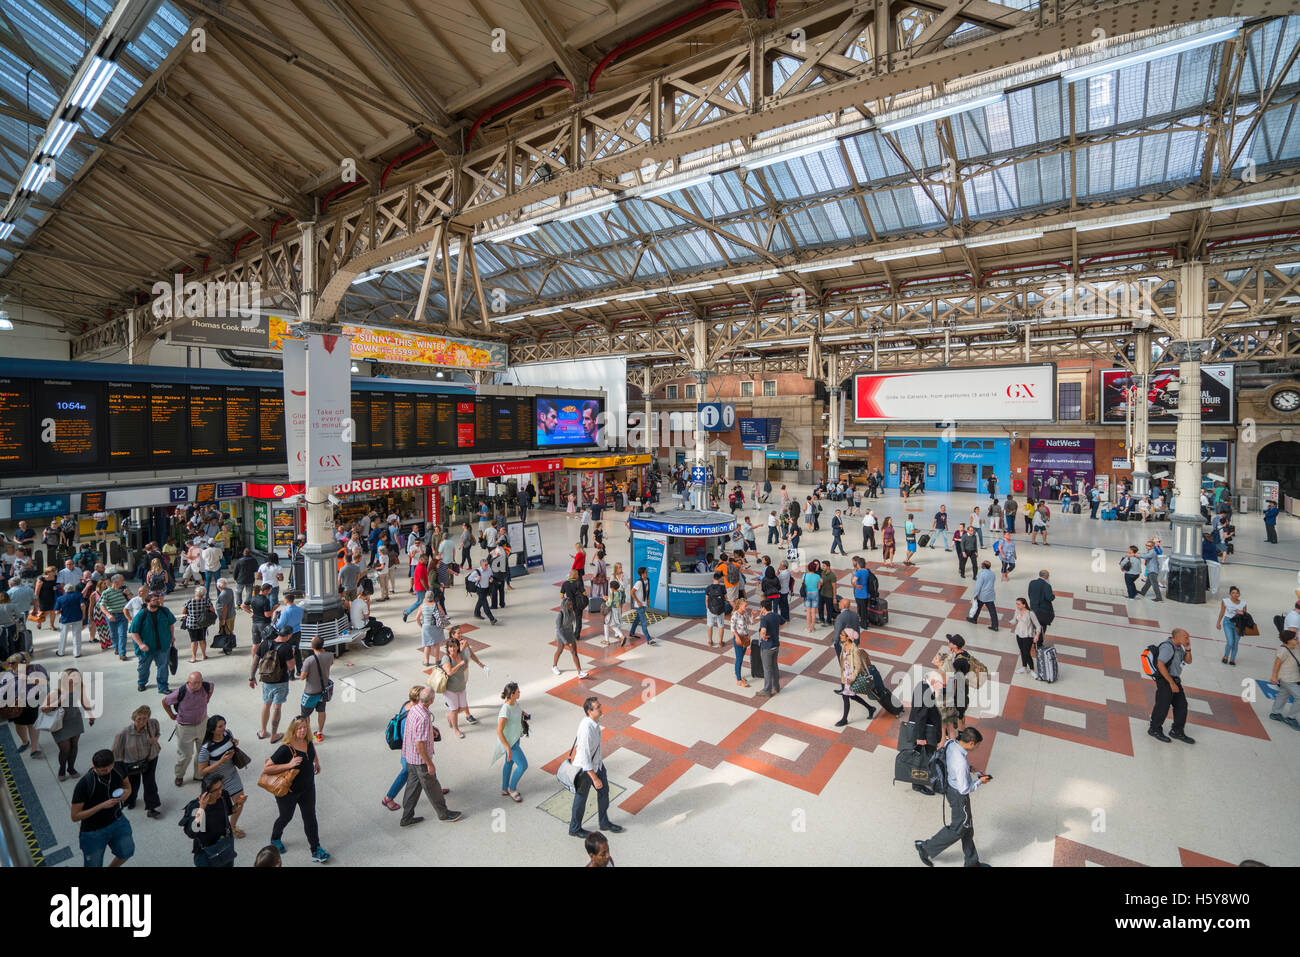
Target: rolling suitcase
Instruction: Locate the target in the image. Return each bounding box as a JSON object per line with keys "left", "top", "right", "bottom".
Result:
{"left": 1071, "top": 502, "right": 1081, "bottom": 514}
{"left": 588, "top": 595, "right": 604, "bottom": 616}
{"left": 1034, "top": 644, "right": 1059, "bottom": 683}
{"left": 749, "top": 642, "right": 764, "bottom": 679}
{"left": 865, "top": 665, "right": 903, "bottom": 716}
{"left": 917, "top": 534, "right": 930, "bottom": 548}
{"left": 864, "top": 597, "right": 888, "bottom": 627}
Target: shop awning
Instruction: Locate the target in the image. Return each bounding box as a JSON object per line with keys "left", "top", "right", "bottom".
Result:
{"left": 562, "top": 454, "right": 652, "bottom": 469}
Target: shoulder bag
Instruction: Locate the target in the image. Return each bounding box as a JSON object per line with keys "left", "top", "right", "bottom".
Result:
{"left": 556, "top": 736, "right": 581, "bottom": 793}
{"left": 33, "top": 704, "right": 65, "bottom": 734}
{"left": 258, "top": 760, "right": 300, "bottom": 798}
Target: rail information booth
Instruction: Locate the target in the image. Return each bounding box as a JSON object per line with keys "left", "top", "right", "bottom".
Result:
{"left": 627, "top": 510, "right": 737, "bottom": 617}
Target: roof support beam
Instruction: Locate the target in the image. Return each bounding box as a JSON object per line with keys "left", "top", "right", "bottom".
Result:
{"left": 517, "top": 0, "right": 593, "bottom": 89}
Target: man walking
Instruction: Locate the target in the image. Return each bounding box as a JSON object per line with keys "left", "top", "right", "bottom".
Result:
{"left": 1148, "top": 628, "right": 1195, "bottom": 744}
{"left": 1027, "top": 569, "right": 1055, "bottom": 645}
{"left": 201, "top": 539, "right": 223, "bottom": 598}
{"left": 1137, "top": 539, "right": 1163, "bottom": 602}
{"left": 930, "top": 505, "right": 950, "bottom": 550}
{"left": 818, "top": 560, "right": 837, "bottom": 626}
{"left": 129, "top": 591, "right": 176, "bottom": 694}
{"left": 567, "top": 697, "right": 624, "bottom": 838}
{"left": 830, "top": 510, "right": 846, "bottom": 555}
{"left": 957, "top": 524, "right": 978, "bottom": 580}
{"left": 162, "top": 671, "right": 213, "bottom": 787}
{"left": 470, "top": 558, "right": 499, "bottom": 624}
{"left": 251, "top": 625, "right": 296, "bottom": 742}
{"left": 966, "top": 561, "right": 1000, "bottom": 631}
{"left": 1264, "top": 500, "right": 1279, "bottom": 544}
{"left": 400, "top": 688, "right": 464, "bottom": 826}
{"left": 915, "top": 728, "right": 992, "bottom": 867}
{"left": 71, "top": 749, "right": 135, "bottom": 868}
{"left": 767, "top": 511, "right": 779, "bottom": 545}
{"left": 629, "top": 567, "right": 656, "bottom": 646}
{"left": 861, "top": 509, "right": 876, "bottom": 550}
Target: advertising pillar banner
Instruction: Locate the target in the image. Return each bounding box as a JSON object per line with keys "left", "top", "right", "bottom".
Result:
{"left": 281, "top": 337, "right": 307, "bottom": 482}
{"left": 632, "top": 532, "right": 669, "bottom": 609}
{"left": 306, "top": 334, "right": 353, "bottom": 487}
{"left": 253, "top": 500, "right": 270, "bottom": 552}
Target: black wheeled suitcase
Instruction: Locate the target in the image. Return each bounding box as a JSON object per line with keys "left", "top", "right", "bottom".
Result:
{"left": 864, "top": 597, "right": 888, "bottom": 626}
{"left": 865, "top": 665, "right": 903, "bottom": 716}
{"left": 211, "top": 632, "right": 237, "bottom": 655}
{"left": 1071, "top": 502, "right": 1081, "bottom": 514}
{"left": 917, "top": 533, "right": 931, "bottom": 548}
{"left": 749, "top": 642, "right": 764, "bottom": 679}
{"left": 1034, "top": 644, "right": 1059, "bottom": 683}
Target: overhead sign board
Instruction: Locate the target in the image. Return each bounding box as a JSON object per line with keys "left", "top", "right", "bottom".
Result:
{"left": 1100, "top": 365, "right": 1235, "bottom": 425}
{"left": 854, "top": 364, "right": 1056, "bottom": 422}
{"left": 697, "top": 402, "right": 736, "bottom": 431}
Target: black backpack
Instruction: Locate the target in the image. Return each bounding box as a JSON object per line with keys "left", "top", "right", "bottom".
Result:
{"left": 927, "top": 742, "right": 951, "bottom": 795}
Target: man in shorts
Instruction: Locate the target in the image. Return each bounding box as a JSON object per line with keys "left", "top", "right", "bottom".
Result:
{"left": 250, "top": 625, "right": 296, "bottom": 742}
{"left": 71, "top": 749, "right": 135, "bottom": 867}
{"left": 704, "top": 571, "right": 728, "bottom": 647}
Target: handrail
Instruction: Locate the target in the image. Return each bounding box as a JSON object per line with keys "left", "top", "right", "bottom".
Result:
{"left": 0, "top": 750, "right": 33, "bottom": 867}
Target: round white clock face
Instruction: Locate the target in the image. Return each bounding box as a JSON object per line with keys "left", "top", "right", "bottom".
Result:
{"left": 1270, "top": 388, "right": 1300, "bottom": 413}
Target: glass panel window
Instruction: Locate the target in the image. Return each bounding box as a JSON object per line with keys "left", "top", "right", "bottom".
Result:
{"left": 666, "top": 385, "right": 678, "bottom": 399}
{"left": 685, "top": 384, "right": 697, "bottom": 399}
{"left": 1058, "top": 381, "right": 1082, "bottom": 421}
{"left": 763, "top": 380, "right": 777, "bottom": 396}
{"left": 740, "top": 381, "right": 754, "bottom": 397}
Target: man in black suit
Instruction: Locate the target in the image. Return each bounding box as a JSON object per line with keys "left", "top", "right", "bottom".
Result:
{"left": 905, "top": 671, "right": 945, "bottom": 795}
{"left": 1027, "top": 569, "right": 1055, "bottom": 646}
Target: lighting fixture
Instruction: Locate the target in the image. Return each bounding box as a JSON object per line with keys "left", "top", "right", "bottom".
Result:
{"left": 18, "top": 163, "right": 52, "bottom": 194}
{"left": 69, "top": 56, "right": 119, "bottom": 111}
{"left": 43, "top": 119, "right": 78, "bottom": 158}
{"left": 964, "top": 230, "right": 1044, "bottom": 248}
{"left": 350, "top": 270, "right": 382, "bottom": 285}
{"left": 350, "top": 363, "right": 360, "bottom": 373}
{"left": 1073, "top": 211, "right": 1170, "bottom": 232}
{"left": 742, "top": 139, "right": 838, "bottom": 170}
{"left": 0, "top": 317, "right": 11, "bottom": 331}
{"left": 615, "top": 291, "right": 659, "bottom": 301}
{"left": 1213, "top": 189, "right": 1300, "bottom": 211}
{"left": 484, "top": 222, "right": 540, "bottom": 244}
{"left": 638, "top": 173, "right": 714, "bottom": 199}
{"left": 877, "top": 92, "right": 1004, "bottom": 134}
{"left": 532, "top": 306, "right": 565, "bottom": 315}
{"left": 872, "top": 246, "right": 941, "bottom": 262}
{"left": 793, "top": 257, "right": 860, "bottom": 274}
{"left": 494, "top": 314, "right": 530, "bottom": 323}
{"left": 0, "top": 223, "right": 14, "bottom": 241}
{"left": 664, "top": 281, "right": 715, "bottom": 294}
{"left": 726, "top": 270, "right": 778, "bottom": 285}
{"left": 1061, "top": 25, "right": 1239, "bottom": 84}
{"left": 557, "top": 197, "right": 618, "bottom": 222}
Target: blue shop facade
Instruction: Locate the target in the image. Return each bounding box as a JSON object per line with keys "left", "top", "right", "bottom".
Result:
{"left": 882, "top": 436, "right": 1011, "bottom": 493}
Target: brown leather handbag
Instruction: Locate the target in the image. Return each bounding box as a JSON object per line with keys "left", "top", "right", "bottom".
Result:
{"left": 257, "top": 765, "right": 298, "bottom": 798}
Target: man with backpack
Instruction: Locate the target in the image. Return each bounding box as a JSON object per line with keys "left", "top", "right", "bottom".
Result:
{"left": 469, "top": 558, "right": 499, "bottom": 625}
{"left": 162, "top": 671, "right": 213, "bottom": 787}
{"left": 250, "top": 625, "right": 296, "bottom": 743}
{"left": 129, "top": 591, "right": 176, "bottom": 695}
{"left": 1147, "top": 628, "right": 1195, "bottom": 744}
{"left": 915, "top": 727, "right": 992, "bottom": 867}
{"left": 704, "top": 571, "right": 729, "bottom": 648}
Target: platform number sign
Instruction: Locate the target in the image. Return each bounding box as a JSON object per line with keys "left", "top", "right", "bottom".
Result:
{"left": 697, "top": 402, "right": 736, "bottom": 431}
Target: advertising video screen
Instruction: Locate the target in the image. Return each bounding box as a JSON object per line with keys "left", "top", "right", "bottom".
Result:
{"left": 534, "top": 395, "right": 602, "bottom": 448}
{"left": 1099, "top": 365, "right": 1234, "bottom": 425}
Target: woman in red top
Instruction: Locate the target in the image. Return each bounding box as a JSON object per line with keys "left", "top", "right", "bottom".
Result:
{"left": 402, "top": 558, "right": 429, "bottom": 623}
{"left": 571, "top": 542, "right": 586, "bottom": 575}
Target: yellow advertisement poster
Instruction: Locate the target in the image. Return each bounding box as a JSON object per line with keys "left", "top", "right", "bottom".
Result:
{"left": 267, "top": 316, "right": 505, "bottom": 371}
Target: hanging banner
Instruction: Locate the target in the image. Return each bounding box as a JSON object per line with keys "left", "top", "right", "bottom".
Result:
{"left": 306, "top": 334, "right": 353, "bottom": 487}
{"left": 253, "top": 500, "right": 270, "bottom": 551}
{"left": 855, "top": 364, "right": 1055, "bottom": 421}
{"left": 282, "top": 336, "right": 307, "bottom": 482}
{"left": 262, "top": 315, "right": 505, "bottom": 371}
{"left": 1100, "top": 365, "right": 1235, "bottom": 425}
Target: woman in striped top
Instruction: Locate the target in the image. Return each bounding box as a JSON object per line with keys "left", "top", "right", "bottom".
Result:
{"left": 183, "top": 587, "right": 215, "bottom": 662}
{"left": 729, "top": 596, "right": 758, "bottom": 688}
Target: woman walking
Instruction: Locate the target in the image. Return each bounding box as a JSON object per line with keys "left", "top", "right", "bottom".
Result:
{"left": 33, "top": 567, "right": 59, "bottom": 630}
{"left": 402, "top": 554, "right": 430, "bottom": 623}
{"left": 112, "top": 705, "right": 162, "bottom": 818}
{"left": 492, "top": 682, "right": 529, "bottom": 802}
{"left": 181, "top": 773, "right": 237, "bottom": 867}
{"left": 802, "top": 564, "right": 821, "bottom": 633}
{"left": 440, "top": 632, "right": 485, "bottom": 737}
{"left": 419, "top": 590, "right": 447, "bottom": 667}
{"left": 44, "top": 667, "right": 94, "bottom": 779}
{"left": 602, "top": 579, "right": 626, "bottom": 646}
{"left": 146, "top": 558, "right": 169, "bottom": 596}
{"left": 1010, "top": 597, "right": 1042, "bottom": 675}
{"left": 969, "top": 507, "right": 985, "bottom": 548}
{"left": 987, "top": 500, "right": 1003, "bottom": 533}
{"left": 881, "top": 516, "right": 896, "bottom": 568}
{"left": 196, "top": 714, "right": 247, "bottom": 838}
{"left": 1215, "top": 585, "right": 1248, "bottom": 666}
{"left": 590, "top": 548, "right": 609, "bottom": 614}
{"left": 183, "top": 586, "right": 215, "bottom": 662}
{"left": 380, "top": 686, "right": 422, "bottom": 811}
{"left": 5, "top": 653, "right": 48, "bottom": 757}
{"left": 834, "top": 629, "right": 877, "bottom": 726}
{"left": 264, "top": 716, "right": 329, "bottom": 863}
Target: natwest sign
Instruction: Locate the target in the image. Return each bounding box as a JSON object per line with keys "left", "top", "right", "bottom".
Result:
{"left": 447, "top": 458, "right": 563, "bottom": 480}
{"left": 334, "top": 472, "right": 451, "bottom": 495}
{"left": 1028, "top": 438, "right": 1094, "bottom": 451}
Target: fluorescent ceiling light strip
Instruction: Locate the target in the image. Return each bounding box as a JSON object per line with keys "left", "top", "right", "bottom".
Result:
{"left": 873, "top": 246, "right": 941, "bottom": 261}
{"left": 616, "top": 291, "right": 659, "bottom": 301}
{"left": 878, "top": 92, "right": 1004, "bottom": 134}
{"left": 1073, "top": 211, "right": 1170, "bottom": 232}
{"left": 1062, "top": 26, "right": 1239, "bottom": 84}
{"left": 964, "top": 230, "right": 1044, "bottom": 248}
{"left": 485, "top": 222, "right": 539, "bottom": 243}
{"left": 494, "top": 314, "right": 529, "bottom": 323}
{"left": 743, "top": 139, "right": 838, "bottom": 170}
{"left": 665, "top": 281, "right": 714, "bottom": 294}
{"left": 726, "top": 271, "right": 777, "bottom": 284}
{"left": 1213, "top": 189, "right": 1300, "bottom": 211}
{"left": 557, "top": 198, "right": 617, "bottom": 222}
{"left": 18, "top": 164, "right": 51, "bottom": 193}
{"left": 532, "top": 306, "right": 565, "bottom": 315}
{"left": 0, "top": 318, "right": 12, "bottom": 331}
{"left": 69, "top": 57, "right": 118, "bottom": 110}
{"left": 794, "top": 261, "right": 852, "bottom": 274}
{"left": 43, "top": 119, "right": 78, "bottom": 158}
{"left": 0, "top": 223, "right": 13, "bottom": 240}
{"left": 638, "top": 173, "right": 713, "bottom": 199}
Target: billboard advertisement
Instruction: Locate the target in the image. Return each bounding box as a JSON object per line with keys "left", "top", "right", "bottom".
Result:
{"left": 854, "top": 364, "right": 1055, "bottom": 422}
{"left": 535, "top": 395, "right": 602, "bottom": 448}
{"left": 1100, "top": 365, "right": 1234, "bottom": 425}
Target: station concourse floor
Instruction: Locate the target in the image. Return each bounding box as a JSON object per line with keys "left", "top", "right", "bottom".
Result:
{"left": 5, "top": 485, "right": 1298, "bottom": 868}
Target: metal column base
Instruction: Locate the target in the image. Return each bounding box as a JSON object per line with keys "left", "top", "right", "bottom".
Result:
{"left": 1167, "top": 556, "right": 1207, "bottom": 604}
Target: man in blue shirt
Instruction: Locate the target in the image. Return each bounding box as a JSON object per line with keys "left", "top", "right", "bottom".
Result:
{"left": 915, "top": 727, "right": 992, "bottom": 867}
{"left": 930, "top": 505, "right": 950, "bottom": 550}
{"left": 272, "top": 592, "right": 306, "bottom": 670}
{"left": 851, "top": 556, "right": 874, "bottom": 623}
{"left": 757, "top": 600, "right": 782, "bottom": 698}
{"left": 1264, "top": 500, "right": 1279, "bottom": 544}
{"left": 1088, "top": 484, "right": 1100, "bottom": 519}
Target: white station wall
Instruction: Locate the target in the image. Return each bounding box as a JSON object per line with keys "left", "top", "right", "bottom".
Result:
{"left": 499, "top": 357, "right": 628, "bottom": 449}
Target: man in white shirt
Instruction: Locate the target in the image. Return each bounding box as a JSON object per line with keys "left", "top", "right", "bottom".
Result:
{"left": 567, "top": 697, "right": 625, "bottom": 839}
{"left": 257, "top": 556, "right": 284, "bottom": 605}
{"left": 1283, "top": 599, "right": 1300, "bottom": 639}
{"left": 915, "top": 727, "right": 992, "bottom": 867}
{"left": 56, "top": 559, "right": 80, "bottom": 589}
{"left": 201, "top": 540, "right": 223, "bottom": 597}
{"left": 766, "top": 511, "right": 779, "bottom": 545}
{"left": 861, "top": 509, "right": 877, "bottom": 550}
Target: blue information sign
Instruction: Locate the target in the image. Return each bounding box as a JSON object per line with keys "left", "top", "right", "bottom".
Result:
{"left": 12, "top": 494, "right": 70, "bottom": 520}
{"left": 697, "top": 402, "right": 736, "bottom": 431}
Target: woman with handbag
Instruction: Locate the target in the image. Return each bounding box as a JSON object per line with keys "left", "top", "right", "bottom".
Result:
{"left": 1215, "top": 585, "right": 1249, "bottom": 667}
{"left": 834, "top": 629, "right": 877, "bottom": 727}
{"left": 112, "top": 706, "right": 162, "bottom": 819}
{"left": 33, "top": 567, "right": 58, "bottom": 631}
{"left": 43, "top": 667, "right": 94, "bottom": 780}
{"left": 183, "top": 587, "right": 215, "bottom": 663}
{"left": 729, "top": 596, "right": 758, "bottom": 688}
{"left": 182, "top": 773, "right": 237, "bottom": 867}
{"left": 261, "top": 716, "right": 329, "bottom": 863}
{"left": 419, "top": 590, "right": 447, "bottom": 668}
{"left": 1010, "top": 597, "right": 1043, "bottom": 675}
{"left": 492, "top": 681, "right": 530, "bottom": 802}
{"left": 196, "top": 714, "right": 248, "bottom": 838}
{"left": 6, "top": 653, "right": 49, "bottom": 757}
{"left": 589, "top": 550, "right": 609, "bottom": 608}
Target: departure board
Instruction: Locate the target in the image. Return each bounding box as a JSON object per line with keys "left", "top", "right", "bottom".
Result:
{"left": 392, "top": 392, "right": 416, "bottom": 454}
{"left": 513, "top": 397, "right": 532, "bottom": 449}
{"left": 106, "top": 382, "right": 150, "bottom": 463}
{"left": 225, "top": 385, "right": 257, "bottom": 459}
{"left": 433, "top": 397, "right": 456, "bottom": 451}
{"left": 150, "top": 383, "right": 189, "bottom": 465}
{"left": 370, "top": 393, "right": 394, "bottom": 454}
{"left": 349, "top": 392, "right": 371, "bottom": 455}
{"left": 455, "top": 400, "right": 475, "bottom": 449}
{"left": 415, "top": 395, "right": 435, "bottom": 454}
{"left": 257, "top": 388, "right": 285, "bottom": 459}
{"left": 491, "top": 397, "right": 515, "bottom": 448}
{"left": 0, "top": 378, "right": 33, "bottom": 474}
{"left": 475, "top": 397, "right": 493, "bottom": 453}
{"left": 36, "top": 379, "right": 101, "bottom": 471}
{"left": 189, "top": 384, "right": 225, "bottom": 461}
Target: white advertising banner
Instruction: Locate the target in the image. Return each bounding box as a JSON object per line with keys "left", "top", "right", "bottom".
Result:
{"left": 854, "top": 364, "right": 1056, "bottom": 422}
{"left": 281, "top": 336, "right": 307, "bottom": 482}
{"left": 305, "top": 334, "right": 353, "bottom": 487}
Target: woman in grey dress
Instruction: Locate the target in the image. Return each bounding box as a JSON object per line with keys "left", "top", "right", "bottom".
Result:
{"left": 44, "top": 667, "right": 94, "bottom": 780}
{"left": 196, "top": 714, "right": 247, "bottom": 838}
{"left": 419, "top": 591, "right": 448, "bottom": 668}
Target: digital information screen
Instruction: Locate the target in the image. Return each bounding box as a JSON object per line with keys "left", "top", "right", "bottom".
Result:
{"left": 433, "top": 398, "right": 456, "bottom": 452}
{"left": 475, "top": 397, "right": 494, "bottom": 453}
{"left": 455, "top": 400, "right": 475, "bottom": 449}
{"left": 513, "top": 397, "right": 532, "bottom": 450}
{"left": 0, "top": 377, "right": 33, "bottom": 475}
{"left": 258, "top": 387, "right": 286, "bottom": 459}
{"left": 189, "top": 383, "right": 225, "bottom": 462}
{"left": 225, "top": 385, "right": 258, "bottom": 459}
{"left": 150, "top": 382, "right": 189, "bottom": 465}
{"left": 415, "top": 395, "right": 435, "bottom": 454}
{"left": 350, "top": 392, "right": 371, "bottom": 456}
{"left": 36, "top": 379, "right": 101, "bottom": 471}
{"left": 106, "top": 382, "right": 150, "bottom": 463}
{"left": 535, "top": 395, "right": 601, "bottom": 448}
{"left": 392, "top": 392, "right": 417, "bottom": 454}
{"left": 370, "top": 393, "right": 394, "bottom": 455}
{"left": 81, "top": 491, "right": 106, "bottom": 512}
{"left": 492, "top": 397, "right": 515, "bottom": 449}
